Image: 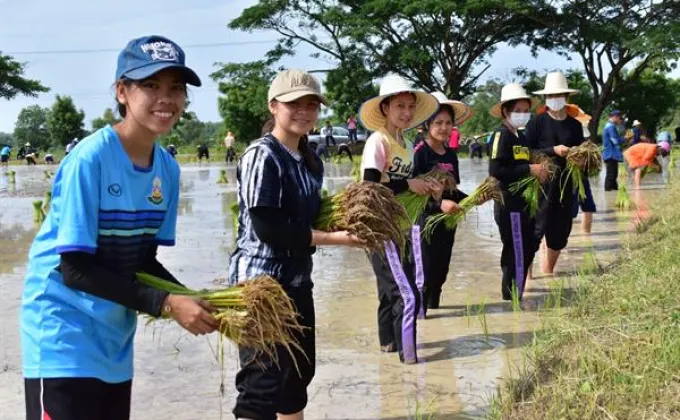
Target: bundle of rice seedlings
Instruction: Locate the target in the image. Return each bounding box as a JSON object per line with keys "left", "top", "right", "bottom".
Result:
{"left": 616, "top": 184, "right": 633, "bottom": 211}
{"left": 396, "top": 169, "right": 458, "bottom": 224}
{"left": 423, "top": 177, "right": 502, "bottom": 240}
{"left": 43, "top": 170, "right": 52, "bottom": 181}
{"left": 136, "top": 272, "right": 304, "bottom": 364}
{"left": 508, "top": 153, "right": 556, "bottom": 217}
{"left": 350, "top": 160, "right": 362, "bottom": 182}
{"left": 32, "top": 200, "right": 45, "bottom": 223}
{"left": 230, "top": 203, "right": 239, "bottom": 233}
{"left": 314, "top": 181, "right": 408, "bottom": 252}
{"left": 42, "top": 191, "right": 52, "bottom": 215}
{"left": 561, "top": 141, "right": 602, "bottom": 201}
{"left": 640, "top": 163, "right": 661, "bottom": 180}
{"left": 8, "top": 171, "right": 16, "bottom": 184}
{"left": 216, "top": 169, "right": 229, "bottom": 184}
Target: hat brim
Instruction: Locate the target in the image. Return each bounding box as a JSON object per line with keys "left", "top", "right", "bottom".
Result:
{"left": 490, "top": 97, "right": 539, "bottom": 119}
{"left": 532, "top": 88, "right": 580, "bottom": 95}
{"left": 439, "top": 100, "right": 473, "bottom": 126}
{"left": 274, "top": 90, "right": 329, "bottom": 106}
{"left": 359, "top": 91, "right": 439, "bottom": 131}
{"left": 123, "top": 62, "right": 202, "bottom": 87}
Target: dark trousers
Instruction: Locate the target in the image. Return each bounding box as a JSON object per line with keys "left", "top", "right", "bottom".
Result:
{"left": 325, "top": 135, "right": 336, "bottom": 147}
{"left": 348, "top": 129, "right": 357, "bottom": 142}
{"left": 233, "top": 286, "right": 315, "bottom": 420}
{"left": 420, "top": 222, "right": 456, "bottom": 311}
{"left": 370, "top": 244, "right": 420, "bottom": 364}
{"left": 534, "top": 173, "right": 574, "bottom": 252}
{"left": 25, "top": 378, "right": 132, "bottom": 420}
{"left": 198, "top": 150, "right": 209, "bottom": 160}
{"left": 225, "top": 147, "right": 236, "bottom": 163}
{"left": 604, "top": 159, "right": 619, "bottom": 191}
{"left": 337, "top": 144, "right": 353, "bottom": 162}
{"left": 495, "top": 203, "right": 536, "bottom": 300}
{"left": 470, "top": 145, "right": 483, "bottom": 159}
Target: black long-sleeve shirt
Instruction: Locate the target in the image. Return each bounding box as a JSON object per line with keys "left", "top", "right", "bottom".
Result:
{"left": 413, "top": 141, "right": 468, "bottom": 216}
{"left": 60, "top": 245, "right": 181, "bottom": 317}
{"left": 488, "top": 126, "right": 531, "bottom": 210}
{"left": 525, "top": 113, "right": 584, "bottom": 169}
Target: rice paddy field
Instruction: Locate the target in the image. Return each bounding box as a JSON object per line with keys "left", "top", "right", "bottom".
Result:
{"left": 0, "top": 159, "right": 668, "bottom": 419}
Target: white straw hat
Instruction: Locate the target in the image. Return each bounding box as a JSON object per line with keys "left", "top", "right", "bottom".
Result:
{"left": 490, "top": 83, "right": 538, "bottom": 118}
{"left": 430, "top": 92, "right": 472, "bottom": 125}
{"left": 633, "top": 120, "right": 641, "bottom": 127}
{"left": 533, "top": 71, "right": 580, "bottom": 96}
{"left": 359, "top": 75, "right": 438, "bottom": 131}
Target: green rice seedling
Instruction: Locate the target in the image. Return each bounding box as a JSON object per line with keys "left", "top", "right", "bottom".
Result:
{"left": 466, "top": 297, "right": 473, "bottom": 327}
{"left": 33, "top": 200, "right": 45, "bottom": 224}
{"left": 511, "top": 284, "right": 521, "bottom": 313}
{"left": 616, "top": 184, "right": 633, "bottom": 211}
{"left": 42, "top": 191, "right": 52, "bottom": 215}
{"left": 216, "top": 169, "right": 229, "bottom": 184}
{"left": 43, "top": 170, "right": 52, "bottom": 181}
{"left": 561, "top": 141, "right": 602, "bottom": 201}
{"left": 350, "top": 160, "right": 362, "bottom": 182}
{"left": 230, "top": 203, "right": 239, "bottom": 233}
{"left": 397, "top": 169, "right": 458, "bottom": 224}
{"left": 477, "top": 299, "right": 489, "bottom": 341}
{"left": 423, "top": 177, "right": 502, "bottom": 241}
{"left": 8, "top": 171, "right": 16, "bottom": 184}
{"left": 413, "top": 397, "right": 437, "bottom": 420}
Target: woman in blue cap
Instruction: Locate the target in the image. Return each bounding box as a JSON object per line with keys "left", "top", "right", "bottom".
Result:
{"left": 20, "top": 35, "right": 216, "bottom": 420}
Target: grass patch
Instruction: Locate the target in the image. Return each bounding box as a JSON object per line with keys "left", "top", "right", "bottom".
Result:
{"left": 489, "top": 183, "right": 680, "bottom": 419}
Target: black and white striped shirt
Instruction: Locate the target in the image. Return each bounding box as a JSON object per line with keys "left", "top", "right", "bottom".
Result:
{"left": 229, "top": 135, "right": 323, "bottom": 287}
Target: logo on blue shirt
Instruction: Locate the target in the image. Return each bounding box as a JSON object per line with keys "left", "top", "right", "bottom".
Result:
{"left": 147, "top": 176, "right": 164, "bottom": 205}
{"left": 108, "top": 183, "right": 122, "bottom": 197}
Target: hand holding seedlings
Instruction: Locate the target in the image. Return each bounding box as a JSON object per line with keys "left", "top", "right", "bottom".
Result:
{"left": 407, "top": 178, "right": 433, "bottom": 195}
{"left": 530, "top": 163, "right": 549, "bottom": 183}
{"left": 164, "top": 295, "right": 218, "bottom": 336}
{"left": 440, "top": 199, "right": 462, "bottom": 214}
{"left": 553, "top": 145, "right": 570, "bottom": 157}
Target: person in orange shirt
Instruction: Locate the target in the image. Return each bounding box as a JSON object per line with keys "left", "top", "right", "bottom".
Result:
{"left": 624, "top": 141, "right": 670, "bottom": 188}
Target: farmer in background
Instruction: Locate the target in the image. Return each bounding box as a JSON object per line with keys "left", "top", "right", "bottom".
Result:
{"left": 656, "top": 131, "right": 673, "bottom": 184}
{"left": 224, "top": 131, "right": 236, "bottom": 163}
{"left": 602, "top": 110, "right": 624, "bottom": 191}
{"left": 526, "top": 71, "right": 584, "bottom": 276}
{"left": 322, "top": 120, "right": 336, "bottom": 147}
{"left": 624, "top": 141, "right": 670, "bottom": 188}
{"left": 631, "top": 120, "right": 642, "bottom": 145}
{"left": 1, "top": 145, "right": 10, "bottom": 166}
{"left": 347, "top": 114, "right": 358, "bottom": 143}
{"left": 469, "top": 138, "right": 483, "bottom": 160}
{"left": 24, "top": 143, "right": 38, "bottom": 165}
{"left": 165, "top": 144, "right": 178, "bottom": 158}
{"left": 196, "top": 143, "right": 209, "bottom": 162}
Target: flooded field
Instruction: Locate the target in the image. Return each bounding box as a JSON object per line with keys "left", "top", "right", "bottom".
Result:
{"left": 0, "top": 160, "right": 664, "bottom": 420}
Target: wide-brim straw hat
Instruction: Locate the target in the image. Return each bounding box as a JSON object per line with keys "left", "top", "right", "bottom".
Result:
{"left": 359, "top": 75, "right": 439, "bottom": 131}
{"left": 430, "top": 92, "right": 472, "bottom": 125}
{"left": 533, "top": 71, "right": 580, "bottom": 96}
{"left": 633, "top": 120, "right": 642, "bottom": 127}
{"left": 490, "top": 83, "right": 538, "bottom": 118}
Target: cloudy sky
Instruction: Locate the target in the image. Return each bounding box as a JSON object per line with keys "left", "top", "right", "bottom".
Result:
{"left": 0, "top": 0, "right": 613, "bottom": 133}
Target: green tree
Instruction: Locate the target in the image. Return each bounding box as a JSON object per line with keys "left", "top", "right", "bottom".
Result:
{"left": 0, "top": 53, "right": 50, "bottom": 100}
{"left": 13, "top": 105, "right": 50, "bottom": 151}
{"left": 616, "top": 71, "right": 680, "bottom": 137}
{"left": 210, "top": 60, "right": 275, "bottom": 142}
{"left": 459, "top": 80, "right": 503, "bottom": 137}
{"left": 0, "top": 132, "right": 14, "bottom": 147}
{"left": 324, "top": 54, "right": 378, "bottom": 126}
{"left": 46, "top": 95, "right": 85, "bottom": 147}
{"left": 91, "top": 108, "right": 119, "bottom": 131}
{"left": 533, "top": 0, "right": 680, "bottom": 138}
{"left": 229, "top": 0, "right": 548, "bottom": 98}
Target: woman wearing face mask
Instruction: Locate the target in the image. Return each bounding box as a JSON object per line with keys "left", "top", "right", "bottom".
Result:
{"left": 526, "top": 72, "right": 584, "bottom": 276}
{"left": 413, "top": 92, "right": 472, "bottom": 314}
{"left": 359, "top": 75, "right": 439, "bottom": 364}
{"left": 489, "top": 84, "right": 548, "bottom": 304}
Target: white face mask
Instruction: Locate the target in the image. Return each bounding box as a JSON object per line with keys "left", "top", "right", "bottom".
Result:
{"left": 509, "top": 112, "right": 531, "bottom": 128}
{"left": 546, "top": 97, "right": 566, "bottom": 111}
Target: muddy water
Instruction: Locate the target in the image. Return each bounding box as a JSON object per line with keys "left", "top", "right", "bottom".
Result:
{"left": 0, "top": 161, "right": 665, "bottom": 420}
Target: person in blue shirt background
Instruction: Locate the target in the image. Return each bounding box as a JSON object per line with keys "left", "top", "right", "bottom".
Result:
{"left": 602, "top": 110, "right": 624, "bottom": 191}
{"left": 0, "top": 144, "right": 10, "bottom": 166}
{"left": 632, "top": 120, "right": 642, "bottom": 145}
{"left": 20, "top": 35, "right": 217, "bottom": 420}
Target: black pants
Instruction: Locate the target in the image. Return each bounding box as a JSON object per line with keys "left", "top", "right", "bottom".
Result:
{"left": 225, "top": 147, "right": 236, "bottom": 163}
{"left": 25, "top": 378, "right": 132, "bottom": 420}
{"left": 325, "top": 135, "right": 336, "bottom": 147}
{"left": 233, "top": 285, "right": 315, "bottom": 420}
{"left": 198, "top": 150, "right": 210, "bottom": 160}
{"left": 337, "top": 144, "right": 353, "bottom": 162}
{"left": 534, "top": 173, "right": 574, "bottom": 252}
{"left": 470, "top": 145, "right": 483, "bottom": 159}
{"left": 494, "top": 203, "right": 536, "bottom": 300}
{"left": 348, "top": 129, "right": 357, "bottom": 142}
{"left": 604, "top": 159, "right": 619, "bottom": 191}
{"left": 420, "top": 222, "right": 456, "bottom": 311}
{"left": 369, "top": 243, "right": 420, "bottom": 364}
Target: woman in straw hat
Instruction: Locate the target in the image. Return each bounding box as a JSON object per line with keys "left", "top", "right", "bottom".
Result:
{"left": 413, "top": 91, "right": 471, "bottom": 314}
{"left": 230, "top": 69, "right": 363, "bottom": 420}
{"left": 526, "top": 71, "right": 584, "bottom": 276}
{"left": 359, "top": 74, "right": 439, "bottom": 364}
{"left": 488, "top": 83, "right": 548, "bottom": 304}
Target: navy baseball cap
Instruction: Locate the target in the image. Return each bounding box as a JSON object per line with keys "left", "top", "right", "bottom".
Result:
{"left": 116, "top": 35, "right": 201, "bottom": 86}
{"left": 609, "top": 110, "right": 622, "bottom": 117}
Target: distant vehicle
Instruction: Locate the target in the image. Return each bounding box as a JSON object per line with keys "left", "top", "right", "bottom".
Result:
{"left": 308, "top": 126, "right": 367, "bottom": 145}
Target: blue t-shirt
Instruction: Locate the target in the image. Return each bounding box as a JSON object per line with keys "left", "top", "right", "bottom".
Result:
{"left": 0, "top": 146, "right": 10, "bottom": 156}
{"left": 20, "top": 125, "right": 180, "bottom": 383}
{"left": 602, "top": 121, "right": 623, "bottom": 162}
{"left": 229, "top": 135, "right": 322, "bottom": 288}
